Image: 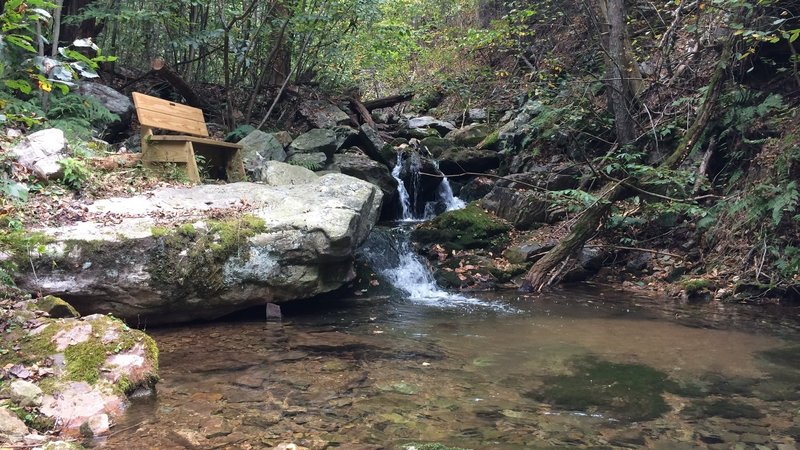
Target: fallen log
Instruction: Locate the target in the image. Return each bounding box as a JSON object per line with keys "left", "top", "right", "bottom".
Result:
{"left": 363, "top": 93, "right": 414, "bottom": 111}
{"left": 349, "top": 97, "right": 377, "bottom": 128}
{"left": 150, "top": 57, "right": 207, "bottom": 108}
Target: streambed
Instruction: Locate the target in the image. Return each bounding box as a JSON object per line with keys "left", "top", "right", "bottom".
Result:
{"left": 101, "top": 286, "right": 800, "bottom": 449}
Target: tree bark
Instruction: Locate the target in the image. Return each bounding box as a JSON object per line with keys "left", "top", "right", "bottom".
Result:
{"left": 349, "top": 97, "right": 376, "bottom": 128}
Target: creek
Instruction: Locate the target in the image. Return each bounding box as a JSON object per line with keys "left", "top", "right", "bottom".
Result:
{"left": 99, "top": 160, "right": 800, "bottom": 449}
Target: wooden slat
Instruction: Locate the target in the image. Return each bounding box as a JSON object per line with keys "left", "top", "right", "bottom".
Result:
{"left": 149, "top": 135, "right": 242, "bottom": 148}
{"left": 133, "top": 92, "right": 208, "bottom": 137}
{"left": 143, "top": 142, "right": 193, "bottom": 163}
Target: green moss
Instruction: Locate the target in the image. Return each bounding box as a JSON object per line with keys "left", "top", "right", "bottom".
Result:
{"left": 477, "top": 130, "right": 499, "bottom": 150}
{"left": 682, "top": 398, "right": 763, "bottom": 419}
{"left": 147, "top": 214, "right": 267, "bottom": 299}
{"left": 34, "top": 295, "right": 80, "bottom": 318}
{"left": 529, "top": 357, "right": 673, "bottom": 422}
{"left": 64, "top": 340, "right": 107, "bottom": 384}
{"left": 412, "top": 202, "right": 511, "bottom": 251}
{"left": 150, "top": 226, "right": 169, "bottom": 238}
{"left": 178, "top": 223, "right": 196, "bottom": 237}
{"left": 681, "top": 278, "right": 713, "bottom": 294}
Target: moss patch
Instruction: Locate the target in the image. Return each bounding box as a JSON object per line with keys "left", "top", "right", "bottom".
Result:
{"left": 147, "top": 214, "right": 267, "bottom": 300}
{"left": 529, "top": 357, "right": 672, "bottom": 422}
{"left": 682, "top": 398, "right": 764, "bottom": 419}
{"left": 412, "top": 202, "right": 510, "bottom": 251}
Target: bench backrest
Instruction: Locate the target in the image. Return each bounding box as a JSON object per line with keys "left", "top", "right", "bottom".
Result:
{"left": 132, "top": 92, "right": 209, "bottom": 138}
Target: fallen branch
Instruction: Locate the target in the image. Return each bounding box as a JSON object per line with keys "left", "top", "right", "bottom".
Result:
{"left": 349, "top": 97, "right": 377, "bottom": 128}
{"left": 363, "top": 93, "right": 414, "bottom": 111}
{"left": 150, "top": 57, "right": 207, "bottom": 108}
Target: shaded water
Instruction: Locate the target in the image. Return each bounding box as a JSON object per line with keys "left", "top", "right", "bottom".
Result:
{"left": 102, "top": 287, "right": 800, "bottom": 449}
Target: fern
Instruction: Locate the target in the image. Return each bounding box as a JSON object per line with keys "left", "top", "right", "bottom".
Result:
{"left": 767, "top": 181, "right": 799, "bottom": 226}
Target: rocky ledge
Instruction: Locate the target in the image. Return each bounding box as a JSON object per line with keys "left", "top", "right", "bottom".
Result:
{"left": 12, "top": 163, "right": 383, "bottom": 325}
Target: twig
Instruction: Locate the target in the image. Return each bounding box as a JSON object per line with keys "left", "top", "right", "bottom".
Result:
{"left": 584, "top": 244, "right": 685, "bottom": 259}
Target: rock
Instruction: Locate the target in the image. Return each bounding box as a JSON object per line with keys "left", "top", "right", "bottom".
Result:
{"left": 16, "top": 175, "right": 383, "bottom": 324}
{"left": 237, "top": 130, "right": 287, "bottom": 181}
{"left": 445, "top": 123, "right": 493, "bottom": 147}
{"left": 357, "top": 124, "right": 393, "bottom": 166}
{"left": 333, "top": 126, "right": 359, "bottom": 151}
{"left": 333, "top": 151, "right": 398, "bottom": 200}
{"left": 505, "top": 241, "right": 557, "bottom": 264}
{"left": 5, "top": 379, "right": 44, "bottom": 407}
{"left": 497, "top": 165, "right": 583, "bottom": 191}
{"left": 297, "top": 99, "right": 350, "bottom": 129}
{"left": 399, "top": 127, "right": 440, "bottom": 140}
{"left": 273, "top": 444, "right": 309, "bottom": 450}
{"left": 432, "top": 147, "right": 500, "bottom": 175}
{"left": 407, "top": 116, "right": 456, "bottom": 135}
{"left": 76, "top": 82, "right": 132, "bottom": 136}
{"left": 40, "top": 442, "right": 84, "bottom": 450}
{"left": 40, "top": 382, "right": 124, "bottom": 431}
{"left": 468, "top": 108, "right": 487, "bottom": 122}
{"left": 0, "top": 405, "right": 28, "bottom": 442}
{"left": 412, "top": 203, "right": 511, "bottom": 251}
{"left": 459, "top": 176, "right": 496, "bottom": 202}
{"left": 272, "top": 130, "right": 293, "bottom": 147}
{"left": 10, "top": 128, "right": 69, "bottom": 180}
{"left": 285, "top": 152, "right": 328, "bottom": 171}
{"left": 562, "top": 247, "right": 608, "bottom": 282}
{"left": 289, "top": 128, "right": 337, "bottom": 158}
{"left": 480, "top": 188, "right": 550, "bottom": 230}
{"left": 496, "top": 100, "right": 545, "bottom": 151}
{"left": 34, "top": 295, "right": 80, "bottom": 318}
{"left": 258, "top": 161, "right": 317, "bottom": 186}
{"left": 420, "top": 136, "right": 455, "bottom": 155}
{"left": 52, "top": 321, "right": 93, "bottom": 351}
{"left": 80, "top": 413, "right": 110, "bottom": 437}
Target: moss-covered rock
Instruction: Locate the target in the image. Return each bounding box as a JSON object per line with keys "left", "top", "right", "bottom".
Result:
{"left": 412, "top": 203, "right": 511, "bottom": 252}
{"left": 32, "top": 296, "right": 80, "bottom": 319}
{"left": 529, "top": 357, "right": 673, "bottom": 422}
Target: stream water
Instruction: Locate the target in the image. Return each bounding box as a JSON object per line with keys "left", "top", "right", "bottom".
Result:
{"left": 100, "top": 285, "right": 800, "bottom": 449}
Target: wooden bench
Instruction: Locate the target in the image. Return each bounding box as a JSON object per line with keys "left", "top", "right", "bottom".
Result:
{"left": 132, "top": 92, "right": 245, "bottom": 183}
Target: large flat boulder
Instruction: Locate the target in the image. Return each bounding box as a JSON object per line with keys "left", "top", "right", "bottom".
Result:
{"left": 14, "top": 174, "right": 383, "bottom": 325}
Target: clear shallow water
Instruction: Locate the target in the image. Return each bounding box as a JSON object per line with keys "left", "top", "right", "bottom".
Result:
{"left": 100, "top": 286, "right": 800, "bottom": 449}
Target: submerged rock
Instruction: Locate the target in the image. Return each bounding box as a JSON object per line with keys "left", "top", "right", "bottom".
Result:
{"left": 14, "top": 174, "right": 382, "bottom": 324}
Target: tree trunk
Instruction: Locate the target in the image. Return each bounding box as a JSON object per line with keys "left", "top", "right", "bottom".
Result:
{"left": 363, "top": 93, "right": 415, "bottom": 110}
{"left": 598, "top": 0, "right": 638, "bottom": 145}
{"left": 151, "top": 58, "right": 207, "bottom": 108}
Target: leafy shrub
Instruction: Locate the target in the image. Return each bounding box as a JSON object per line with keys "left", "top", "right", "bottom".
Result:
{"left": 58, "top": 158, "right": 91, "bottom": 190}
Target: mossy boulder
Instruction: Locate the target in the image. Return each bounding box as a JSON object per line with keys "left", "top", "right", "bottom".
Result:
{"left": 445, "top": 123, "right": 493, "bottom": 147}
{"left": 412, "top": 203, "right": 511, "bottom": 252}
{"left": 33, "top": 295, "right": 80, "bottom": 319}
{"left": 1, "top": 299, "right": 158, "bottom": 436}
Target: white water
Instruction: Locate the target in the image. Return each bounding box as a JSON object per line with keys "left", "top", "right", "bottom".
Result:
{"left": 393, "top": 150, "right": 465, "bottom": 221}
{"left": 391, "top": 153, "right": 415, "bottom": 221}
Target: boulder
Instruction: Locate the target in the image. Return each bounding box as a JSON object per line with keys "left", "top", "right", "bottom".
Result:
{"left": 480, "top": 187, "right": 550, "bottom": 230}
{"left": 289, "top": 129, "right": 337, "bottom": 159}
{"left": 333, "top": 126, "right": 359, "bottom": 151}
{"left": 14, "top": 175, "right": 383, "bottom": 324}
{"left": 272, "top": 131, "right": 293, "bottom": 148}
{"left": 356, "top": 124, "right": 393, "bottom": 166}
{"left": 504, "top": 240, "right": 557, "bottom": 264}
{"left": 562, "top": 247, "right": 608, "bottom": 282}
{"left": 407, "top": 116, "right": 456, "bottom": 135}
{"left": 412, "top": 203, "right": 511, "bottom": 252}
{"left": 76, "top": 82, "right": 131, "bottom": 136}
{"left": 333, "top": 151, "right": 398, "bottom": 200}
{"left": 258, "top": 161, "right": 318, "bottom": 186}
{"left": 297, "top": 100, "right": 350, "bottom": 129}
{"left": 420, "top": 136, "right": 455, "bottom": 155}
{"left": 10, "top": 128, "right": 69, "bottom": 180}
{"left": 34, "top": 295, "right": 80, "bottom": 318}
{"left": 237, "top": 130, "right": 287, "bottom": 181}
{"left": 432, "top": 147, "right": 500, "bottom": 175}
{"left": 496, "top": 164, "right": 582, "bottom": 191}
{"left": 459, "top": 176, "right": 496, "bottom": 202}
{"left": 0, "top": 406, "right": 28, "bottom": 443}
{"left": 445, "top": 123, "right": 493, "bottom": 147}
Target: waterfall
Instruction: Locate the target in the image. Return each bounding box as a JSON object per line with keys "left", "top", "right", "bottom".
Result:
{"left": 393, "top": 150, "right": 465, "bottom": 221}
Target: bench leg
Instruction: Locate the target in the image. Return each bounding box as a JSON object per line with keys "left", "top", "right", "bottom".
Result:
{"left": 142, "top": 140, "right": 201, "bottom": 183}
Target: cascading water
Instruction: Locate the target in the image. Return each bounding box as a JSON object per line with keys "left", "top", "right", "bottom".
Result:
{"left": 358, "top": 226, "right": 487, "bottom": 307}
{"left": 364, "top": 152, "right": 487, "bottom": 307}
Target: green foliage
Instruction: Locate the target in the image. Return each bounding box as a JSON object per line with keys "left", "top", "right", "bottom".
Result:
{"left": 58, "top": 157, "right": 91, "bottom": 190}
